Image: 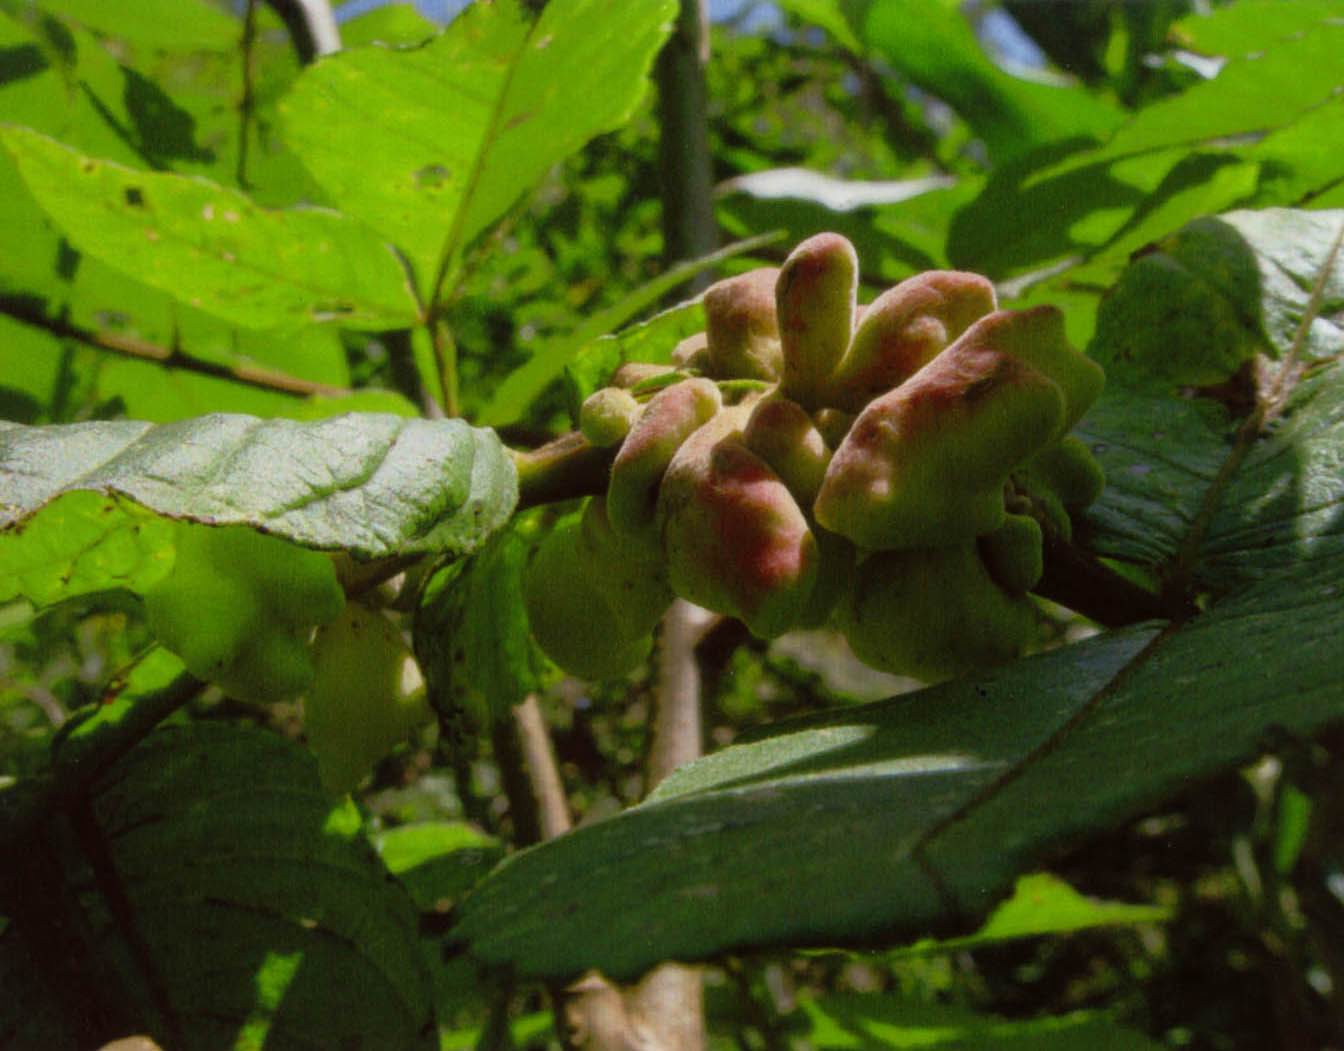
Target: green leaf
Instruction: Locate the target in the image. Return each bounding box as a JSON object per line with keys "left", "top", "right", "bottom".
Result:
{"left": 476, "top": 232, "right": 781, "bottom": 426}
{"left": 446, "top": 210, "right": 1344, "bottom": 982}
{"left": 373, "top": 822, "right": 505, "bottom": 912}
{"left": 1173, "top": 0, "right": 1344, "bottom": 60}
{"left": 415, "top": 519, "right": 549, "bottom": 725}
{"left": 561, "top": 298, "right": 705, "bottom": 421}
{"left": 33, "top": 0, "right": 241, "bottom": 52}
{"left": 0, "top": 126, "right": 419, "bottom": 330}
{"left": 338, "top": 3, "right": 438, "bottom": 48}
{"left": 280, "top": 0, "right": 676, "bottom": 289}
{"left": 2, "top": 722, "right": 436, "bottom": 1049}
{"left": 798, "top": 996, "right": 1165, "bottom": 1050}
{"left": 888, "top": 873, "right": 1169, "bottom": 958}
{"left": 0, "top": 412, "right": 517, "bottom": 605}
{"left": 850, "top": 0, "right": 1123, "bottom": 162}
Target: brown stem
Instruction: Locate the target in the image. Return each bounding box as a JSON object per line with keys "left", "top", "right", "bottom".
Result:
{"left": 1, "top": 301, "right": 349, "bottom": 400}
{"left": 236, "top": 0, "right": 259, "bottom": 188}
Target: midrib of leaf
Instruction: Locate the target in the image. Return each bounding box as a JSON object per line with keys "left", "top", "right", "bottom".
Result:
{"left": 909, "top": 220, "right": 1344, "bottom": 898}
{"left": 908, "top": 622, "right": 1177, "bottom": 908}
{"left": 1167, "top": 218, "right": 1344, "bottom": 596}
{"left": 426, "top": 12, "right": 533, "bottom": 311}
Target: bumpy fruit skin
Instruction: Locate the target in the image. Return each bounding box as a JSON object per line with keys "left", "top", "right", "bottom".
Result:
{"left": 607, "top": 377, "right": 722, "bottom": 549}
{"left": 743, "top": 395, "right": 832, "bottom": 506}
{"left": 838, "top": 544, "right": 1037, "bottom": 681}
{"left": 815, "top": 323, "right": 1067, "bottom": 550}
{"left": 657, "top": 407, "right": 818, "bottom": 638}
{"left": 580, "top": 387, "right": 641, "bottom": 448}
{"left": 303, "top": 602, "right": 430, "bottom": 795}
{"left": 776, "top": 233, "right": 858, "bottom": 408}
{"left": 977, "top": 513, "right": 1044, "bottom": 595}
{"left": 702, "top": 268, "right": 783, "bottom": 381}
{"left": 523, "top": 517, "right": 653, "bottom": 680}
{"left": 144, "top": 523, "right": 344, "bottom": 702}
{"left": 825, "top": 270, "right": 997, "bottom": 412}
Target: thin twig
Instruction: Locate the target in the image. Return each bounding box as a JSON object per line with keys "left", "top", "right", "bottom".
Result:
{"left": 2, "top": 301, "right": 350, "bottom": 399}
{"left": 236, "top": 0, "right": 259, "bottom": 188}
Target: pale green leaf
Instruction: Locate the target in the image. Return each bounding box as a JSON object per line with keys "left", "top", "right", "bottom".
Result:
{"left": 0, "top": 127, "right": 419, "bottom": 330}
{"left": 0, "top": 412, "right": 518, "bottom": 605}
{"left": 281, "top": 0, "right": 676, "bottom": 288}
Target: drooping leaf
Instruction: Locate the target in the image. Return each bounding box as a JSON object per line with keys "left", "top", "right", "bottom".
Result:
{"left": 447, "top": 208, "right": 1344, "bottom": 980}
{"left": 0, "top": 127, "right": 420, "bottom": 331}
{"left": 415, "top": 518, "right": 549, "bottom": 726}
{"left": 0, "top": 412, "right": 518, "bottom": 605}
{"left": 280, "top": 0, "right": 676, "bottom": 289}
{"left": 1, "top": 723, "right": 436, "bottom": 1050}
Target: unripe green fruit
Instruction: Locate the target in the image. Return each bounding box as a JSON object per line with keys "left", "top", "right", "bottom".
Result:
{"left": 523, "top": 518, "right": 653, "bottom": 680}
{"left": 977, "top": 513, "right": 1044, "bottom": 595}
{"left": 1011, "top": 435, "right": 1106, "bottom": 542}
{"left": 580, "top": 387, "right": 641, "bottom": 448}
{"left": 743, "top": 395, "right": 832, "bottom": 507}
{"left": 579, "top": 497, "right": 673, "bottom": 636}
{"left": 303, "top": 602, "right": 430, "bottom": 795}
{"left": 143, "top": 523, "right": 344, "bottom": 702}
{"left": 658, "top": 408, "right": 818, "bottom": 638}
{"left": 703, "top": 268, "right": 783, "bottom": 381}
{"left": 838, "top": 544, "right": 1037, "bottom": 681}
{"left": 815, "top": 319, "right": 1068, "bottom": 550}
{"left": 825, "top": 270, "right": 997, "bottom": 412}
{"left": 607, "top": 377, "right": 722, "bottom": 549}
{"left": 776, "top": 233, "right": 858, "bottom": 407}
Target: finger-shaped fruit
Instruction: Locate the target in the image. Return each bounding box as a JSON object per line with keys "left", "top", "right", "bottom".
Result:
{"left": 303, "top": 602, "right": 430, "bottom": 795}
{"left": 743, "top": 395, "right": 832, "bottom": 506}
{"left": 776, "top": 233, "right": 858, "bottom": 407}
{"left": 658, "top": 416, "right": 818, "bottom": 638}
{"left": 672, "top": 331, "right": 709, "bottom": 370}
{"left": 975, "top": 306, "right": 1104, "bottom": 434}
{"left": 523, "top": 517, "right": 653, "bottom": 680}
{"left": 607, "top": 377, "right": 722, "bottom": 548}
{"left": 612, "top": 362, "right": 678, "bottom": 389}
{"left": 579, "top": 497, "right": 673, "bottom": 636}
{"left": 977, "top": 513, "right": 1044, "bottom": 595}
{"left": 815, "top": 324, "right": 1067, "bottom": 549}
{"left": 703, "top": 268, "right": 783, "bottom": 381}
{"left": 580, "top": 387, "right": 641, "bottom": 448}
{"left": 838, "top": 544, "right": 1036, "bottom": 680}
{"left": 812, "top": 407, "right": 856, "bottom": 450}
{"left": 1011, "top": 435, "right": 1105, "bottom": 541}
{"left": 825, "top": 270, "right": 996, "bottom": 412}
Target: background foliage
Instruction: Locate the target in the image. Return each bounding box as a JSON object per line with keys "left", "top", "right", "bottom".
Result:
{"left": 2, "top": 0, "right": 1343, "bottom": 1048}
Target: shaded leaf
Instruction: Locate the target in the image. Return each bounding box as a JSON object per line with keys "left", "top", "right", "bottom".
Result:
{"left": 0, "top": 127, "right": 419, "bottom": 330}
{"left": 280, "top": 0, "right": 676, "bottom": 288}
{"left": 0, "top": 412, "right": 517, "bottom": 605}
{"left": 10, "top": 723, "right": 434, "bottom": 1049}
{"left": 374, "top": 822, "right": 505, "bottom": 912}
{"left": 415, "top": 519, "right": 549, "bottom": 726}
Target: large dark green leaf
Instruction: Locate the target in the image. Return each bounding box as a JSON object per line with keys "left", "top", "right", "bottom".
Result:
{"left": 0, "top": 412, "right": 517, "bottom": 604}
{"left": 448, "top": 209, "right": 1344, "bottom": 980}
{"left": 0, "top": 127, "right": 419, "bottom": 330}
{"left": 1, "top": 722, "right": 436, "bottom": 1050}
{"left": 280, "top": 0, "right": 676, "bottom": 289}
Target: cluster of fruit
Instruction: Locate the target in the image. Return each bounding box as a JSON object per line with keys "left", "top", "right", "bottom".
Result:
{"left": 143, "top": 522, "right": 427, "bottom": 792}
{"left": 525, "top": 233, "right": 1105, "bottom": 681}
